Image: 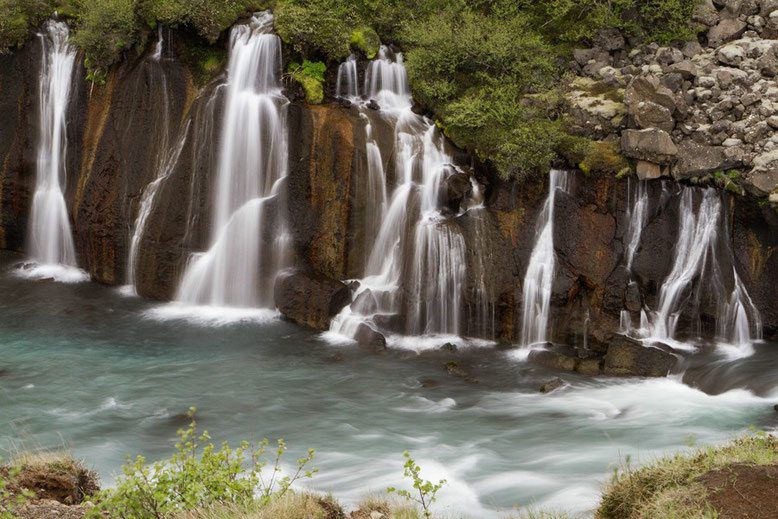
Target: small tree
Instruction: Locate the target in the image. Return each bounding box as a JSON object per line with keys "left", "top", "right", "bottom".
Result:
{"left": 387, "top": 451, "right": 446, "bottom": 519}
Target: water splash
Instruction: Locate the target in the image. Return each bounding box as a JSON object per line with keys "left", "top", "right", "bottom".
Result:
{"left": 23, "top": 20, "right": 87, "bottom": 283}
{"left": 174, "top": 12, "right": 290, "bottom": 309}
{"left": 519, "top": 170, "right": 572, "bottom": 347}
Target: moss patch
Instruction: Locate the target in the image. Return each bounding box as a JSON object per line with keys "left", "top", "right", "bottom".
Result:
{"left": 579, "top": 140, "right": 629, "bottom": 176}
{"left": 350, "top": 26, "right": 380, "bottom": 58}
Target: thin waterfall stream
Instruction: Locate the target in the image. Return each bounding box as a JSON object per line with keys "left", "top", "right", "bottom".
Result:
{"left": 20, "top": 19, "right": 87, "bottom": 283}
{"left": 518, "top": 169, "right": 572, "bottom": 349}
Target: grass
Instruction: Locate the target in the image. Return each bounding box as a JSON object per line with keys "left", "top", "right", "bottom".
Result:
{"left": 597, "top": 432, "right": 778, "bottom": 519}
{"left": 175, "top": 492, "right": 343, "bottom": 519}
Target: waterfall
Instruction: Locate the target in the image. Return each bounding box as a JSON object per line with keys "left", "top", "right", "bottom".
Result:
{"left": 327, "top": 46, "right": 472, "bottom": 345}
{"left": 648, "top": 188, "right": 761, "bottom": 354}
{"left": 22, "top": 20, "right": 87, "bottom": 283}
{"left": 174, "top": 12, "right": 289, "bottom": 309}
{"left": 624, "top": 178, "right": 648, "bottom": 270}
{"left": 124, "top": 34, "right": 179, "bottom": 294}
{"left": 519, "top": 169, "right": 572, "bottom": 347}
{"left": 335, "top": 54, "right": 359, "bottom": 99}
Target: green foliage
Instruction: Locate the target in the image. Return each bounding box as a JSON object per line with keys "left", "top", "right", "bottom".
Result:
{"left": 288, "top": 59, "right": 326, "bottom": 104}
{"left": 0, "top": 456, "right": 34, "bottom": 519}
{"left": 387, "top": 452, "right": 446, "bottom": 519}
{"left": 139, "top": 0, "right": 263, "bottom": 43}
{"left": 70, "top": 0, "right": 139, "bottom": 81}
{"left": 88, "top": 407, "right": 317, "bottom": 519}
{"left": 274, "top": 0, "right": 356, "bottom": 61}
{"left": 350, "top": 26, "right": 379, "bottom": 58}
{"left": 186, "top": 44, "right": 227, "bottom": 86}
{"left": 0, "top": 0, "right": 53, "bottom": 53}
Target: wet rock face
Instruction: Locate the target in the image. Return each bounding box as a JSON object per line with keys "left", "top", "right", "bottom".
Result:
{"left": 602, "top": 335, "right": 677, "bottom": 377}
{"left": 274, "top": 270, "right": 351, "bottom": 330}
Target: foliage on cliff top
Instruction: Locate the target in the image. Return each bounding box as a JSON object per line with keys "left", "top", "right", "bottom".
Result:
{"left": 273, "top": 0, "right": 702, "bottom": 179}
{"left": 597, "top": 432, "right": 778, "bottom": 518}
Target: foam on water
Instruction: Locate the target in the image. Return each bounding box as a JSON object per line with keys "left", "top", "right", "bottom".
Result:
{"left": 143, "top": 304, "right": 279, "bottom": 326}
{"left": 13, "top": 263, "right": 89, "bottom": 283}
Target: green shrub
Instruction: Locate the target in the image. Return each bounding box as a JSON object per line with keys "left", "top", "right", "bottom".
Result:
{"left": 88, "top": 407, "right": 317, "bottom": 519}
{"left": 0, "top": 0, "right": 53, "bottom": 53}
{"left": 288, "top": 59, "right": 326, "bottom": 104}
{"left": 274, "top": 0, "right": 356, "bottom": 61}
{"left": 350, "top": 26, "right": 379, "bottom": 58}
{"left": 387, "top": 452, "right": 446, "bottom": 519}
{"left": 70, "top": 0, "right": 139, "bottom": 80}
{"left": 139, "top": 0, "right": 264, "bottom": 43}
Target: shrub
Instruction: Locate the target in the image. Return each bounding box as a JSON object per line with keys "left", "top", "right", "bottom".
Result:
{"left": 0, "top": 0, "right": 53, "bottom": 53}
{"left": 274, "top": 0, "right": 356, "bottom": 61}
{"left": 70, "top": 0, "right": 139, "bottom": 80}
{"left": 387, "top": 452, "right": 446, "bottom": 519}
{"left": 350, "top": 26, "right": 379, "bottom": 58}
{"left": 88, "top": 407, "right": 317, "bottom": 519}
{"left": 288, "top": 59, "right": 326, "bottom": 103}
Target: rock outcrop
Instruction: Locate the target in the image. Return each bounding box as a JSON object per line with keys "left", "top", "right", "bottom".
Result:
{"left": 274, "top": 270, "right": 351, "bottom": 330}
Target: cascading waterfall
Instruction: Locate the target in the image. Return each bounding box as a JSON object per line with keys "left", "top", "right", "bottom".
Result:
{"left": 519, "top": 169, "right": 572, "bottom": 347}
{"left": 174, "top": 12, "right": 289, "bottom": 310}
{"left": 328, "top": 47, "right": 472, "bottom": 344}
{"left": 624, "top": 178, "right": 648, "bottom": 270}
{"left": 335, "top": 54, "right": 359, "bottom": 99}
{"left": 22, "top": 19, "right": 87, "bottom": 283}
{"left": 647, "top": 188, "right": 761, "bottom": 354}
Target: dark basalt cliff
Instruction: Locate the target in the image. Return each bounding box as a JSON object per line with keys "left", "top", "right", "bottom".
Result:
{"left": 1, "top": 28, "right": 776, "bottom": 346}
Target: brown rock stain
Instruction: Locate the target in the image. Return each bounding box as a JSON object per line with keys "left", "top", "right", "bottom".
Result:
{"left": 495, "top": 209, "right": 525, "bottom": 246}
{"left": 307, "top": 105, "right": 354, "bottom": 279}
{"left": 75, "top": 73, "right": 117, "bottom": 220}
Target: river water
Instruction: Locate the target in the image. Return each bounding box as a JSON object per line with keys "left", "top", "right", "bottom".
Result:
{"left": 1, "top": 251, "right": 776, "bottom": 517}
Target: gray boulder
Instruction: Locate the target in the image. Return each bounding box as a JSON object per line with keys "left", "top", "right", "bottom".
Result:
{"left": 603, "top": 336, "right": 677, "bottom": 377}
{"left": 708, "top": 19, "right": 749, "bottom": 46}
{"left": 673, "top": 142, "right": 742, "bottom": 178}
{"left": 633, "top": 101, "right": 675, "bottom": 132}
{"left": 621, "top": 128, "right": 678, "bottom": 164}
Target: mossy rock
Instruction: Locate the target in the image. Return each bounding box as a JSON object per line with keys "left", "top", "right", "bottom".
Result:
{"left": 580, "top": 140, "right": 629, "bottom": 176}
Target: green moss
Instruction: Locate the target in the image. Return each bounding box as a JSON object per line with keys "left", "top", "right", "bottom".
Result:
{"left": 186, "top": 44, "right": 227, "bottom": 86}
{"left": 579, "top": 141, "right": 629, "bottom": 176}
{"left": 350, "top": 26, "right": 379, "bottom": 58}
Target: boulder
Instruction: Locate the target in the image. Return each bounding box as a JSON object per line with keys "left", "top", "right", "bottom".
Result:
{"left": 673, "top": 142, "right": 741, "bottom": 179}
{"left": 624, "top": 76, "right": 677, "bottom": 113}
{"left": 621, "top": 128, "right": 678, "bottom": 164}
{"left": 354, "top": 322, "right": 387, "bottom": 351}
{"left": 633, "top": 100, "right": 675, "bottom": 132}
{"left": 573, "top": 48, "right": 598, "bottom": 66}
{"left": 667, "top": 60, "right": 698, "bottom": 79}
{"left": 636, "top": 160, "right": 663, "bottom": 180}
{"left": 539, "top": 377, "right": 566, "bottom": 393}
{"left": 528, "top": 348, "right": 577, "bottom": 372}
{"left": 708, "top": 19, "right": 748, "bottom": 46}
{"left": 717, "top": 43, "right": 747, "bottom": 65}
{"left": 440, "top": 172, "right": 472, "bottom": 212}
{"left": 746, "top": 149, "right": 778, "bottom": 194}
{"left": 274, "top": 271, "right": 352, "bottom": 330}
{"left": 603, "top": 336, "right": 677, "bottom": 377}
{"left": 595, "top": 28, "right": 625, "bottom": 51}
{"left": 694, "top": 0, "right": 721, "bottom": 26}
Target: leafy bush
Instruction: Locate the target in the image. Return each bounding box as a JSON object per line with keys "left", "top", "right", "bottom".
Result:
{"left": 139, "top": 0, "right": 263, "bottom": 43}
{"left": 288, "top": 59, "right": 326, "bottom": 103}
{"left": 88, "top": 407, "right": 317, "bottom": 519}
{"left": 387, "top": 452, "right": 446, "bottom": 519}
{"left": 0, "top": 0, "right": 53, "bottom": 53}
{"left": 350, "top": 26, "right": 379, "bottom": 58}
{"left": 70, "top": 0, "right": 139, "bottom": 80}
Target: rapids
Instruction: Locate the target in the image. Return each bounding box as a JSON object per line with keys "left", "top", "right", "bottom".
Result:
{"left": 1, "top": 251, "right": 776, "bottom": 517}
